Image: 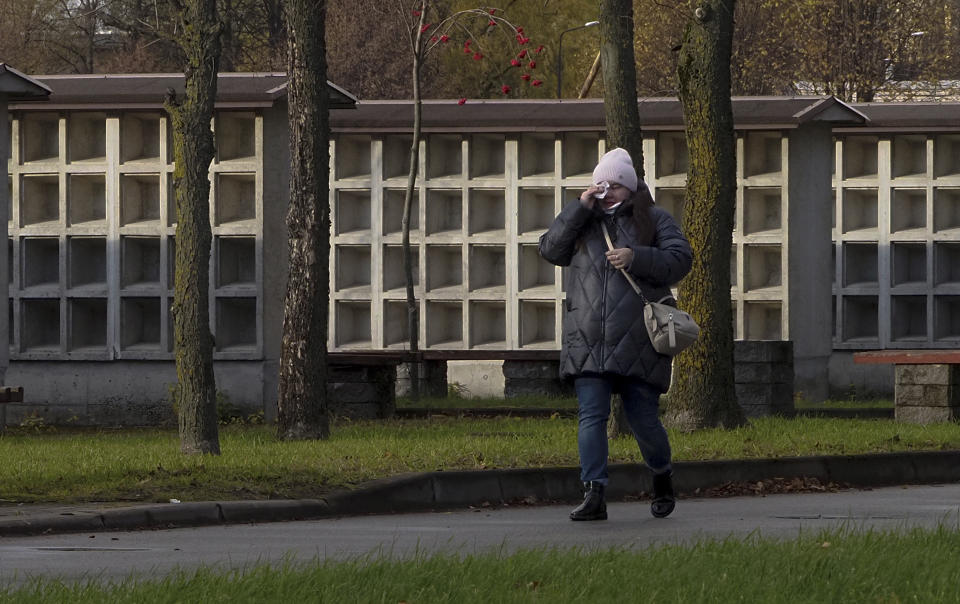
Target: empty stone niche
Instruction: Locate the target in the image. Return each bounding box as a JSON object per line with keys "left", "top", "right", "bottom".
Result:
{"left": 891, "top": 242, "right": 926, "bottom": 287}
{"left": 215, "top": 297, "right": 257, "bottom": 351}
{"left": 7, "top": 240, "right": 12, "bottom": 285}
{"left": 68, "top": 174, "right": 106, "bottom": 226}
{"left": 20, "top": 112, "right": 59, "bottom": 163}
{"left": 468, "top": 245, "right": 505, "bottom": 294}
{"left": 831, "top": 189, "right": 837, "bottom": 231}
{"left": 519, "top": 300, "right": 556, "bottom": 348}
{"left": 217, "top": 236, "right": 256, "bottom": 288}
{"left": 20, "top": 174, "right": 59, "bottom": 226}
{"left": 425, "top": 300, "right": 462, "bottom": 348}
{"left": 934, "top": 135, "right": 960, "bottom": 178}
{"left": 67, "top": 112, "right": 107, "bottom": 163}
{"left": 427, "top": 134, "right": 462, "bottom": 179}
{"left": 335, "top": 301, "right": 371, "bottom": 348}
{"left": 469, "top": 134, "right": 506, "bottom": 179}
{"left": 830, "top": 246, "right": 837, "bottom": 285}
{"left": 121, "top": 236, "right": 161, "bottom": 289}
{"left": 215, "top": 173, "right": 256, "bottom": 225}
{"left": 891, "top": 134, "right": 927, "bottom": 179}
{"left": 334, "top": 245, "right": 371, "bottom": 293}
{"left": 334, "top": 189, "right": 371, "bottom": 236}
{"left": 382, "top": 189, "right": 418, "bottom": 237}
{"left": 382, "top": 135, "right": 413, "bottom": 181}
{"left": 7, "top": 303, "right": 12, "bottom": 346}
{"left": 731, "top": 245, "right": 738, "bottom": 287}
{"left": 934, "top": 243, "right": 960, "bottom": 286}
{"left": 334, "top": 135, "right": 371, "bottom": 180}
{"left": 21, "top": 237, "right": 59, "bottom": 288}
{"left": 655, "top": 188, "right": 685, "bottom": 225}
{"left": 68, "top": 236, "right": 106, "bottom": 288}
{"left": 68, "top": 298, "right": 107, "bottom": 351}
{"left": 425, "top": 189, "right": 462, "bottom": 236}
{"left": 743, "top": 188, "right": 782, "bottom": 235}
{"left": 382, "top": 245, "right": 418, "bottom": 293}
{"left": 842, "top": 295, "right": 879, "bottom": 341}
{"left": 933, "top": 188, "right": 960, "bottom": 233}
{"left": 519, "top": 243, "right": 554, "bottom": 294}
{"left": 656, "top": 132, "right": 688, "bottom": 178}
{"left": 743, "top": 131, "right": 783, "bottom": 178}
{"left": 934, "top": 296, "right": 960, "bottom": 341}
{"left": 121, "top": 297, "right": 161, "bottom": 350}
{"left": 467, "top": 189, "right": 505, "bottom": 237}
{"left": 469, "top": 301, "right": 505, "bottom": 348}
{"left": 842, "top": 242, "right": 878, "bottom": 287}
{"left": 21, "top": 298, "right": 60, "bottom": 351}
{"left": 841, "top": 188, "right": 879, "bottom": 233}
{"left": 165, "top": 299, "right": 174, "bottom": 352}
{"left": 891, "top": 295, "right": 927, "bottom": 342}
{"left": 166, "top": 174, "right": 176, "bottom": 227}
{"left": 518, "top": 133, "right": 555, "bottom": 178}
{"left": 120, "top": 113, "right": 162, "bottom": 163}
{"left": 743, "top": 245, "right": 781, "bottom": 293}
{"left": 120, "top": 174, "right": 161, "bottom": 225}
{"left": 167, "top": 237, "right": 176, "bottom": 287}
{"left": 383, "top": 300, "right": 410, "bottom": 348}
{"left": 891, "top": 189, "right": 926, "bottom": 233}
{"left": 518, "top": 188, "right": 555, "bottom": 236}
{"left": 744, "top": 301, "right": 782, "bottom": 340}
{"left": 425, "top": 245, "right": 462, "bottom": 294}
{"left": 842, "top": 136, "right": 879, "bottom": 179}
{"left": 562, "top": 132, "right": 599, "bottom": 178}
{"left": 216, "top": 112, "right": 256, "bottom": 162}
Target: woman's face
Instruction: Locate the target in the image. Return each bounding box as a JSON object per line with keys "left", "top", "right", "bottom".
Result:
{"left": 600, "top": 182, "right": 632, "bottom": 211}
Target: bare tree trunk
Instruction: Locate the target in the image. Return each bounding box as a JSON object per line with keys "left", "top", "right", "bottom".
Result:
{"left": 403, "top": 1, "right": 426, "bottom": 400}
{"left": 667, "top": 0, "right": 746, "bottom": 431}
{"left": 600, "top": 0, "right": 643, "bottom": 437}
{"left": 277, "top": 0, "right": 331, "bottom": 440}
{"left": 165, "top": 0, "right": 222, "bottom": 455}
{"left": 599, "top": 0, "right": 644, "bottom": 178}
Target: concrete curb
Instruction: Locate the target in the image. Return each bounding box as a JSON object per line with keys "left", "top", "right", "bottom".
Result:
{"left": 2, "top": 450, "right": 959, "bottom": 537}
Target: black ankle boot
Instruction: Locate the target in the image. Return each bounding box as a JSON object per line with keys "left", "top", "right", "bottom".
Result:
{"left": 651, "top": 471, "right": 676, "bottom": 518}
{"left": 570, "top": 481, "right": 607, "bottom": 521}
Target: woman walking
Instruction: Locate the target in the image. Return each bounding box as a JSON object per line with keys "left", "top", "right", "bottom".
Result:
{"left": 539, "top": 147, "right": 692, "bottom": 520}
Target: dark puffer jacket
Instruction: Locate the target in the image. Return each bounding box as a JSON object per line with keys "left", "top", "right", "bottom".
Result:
{"left": 538, "top": 198, "right": 693, "bottom": 392}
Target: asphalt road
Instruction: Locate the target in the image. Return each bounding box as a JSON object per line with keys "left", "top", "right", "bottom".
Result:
{"left": 2, "top": 484, "right": 959, "bottom": 586}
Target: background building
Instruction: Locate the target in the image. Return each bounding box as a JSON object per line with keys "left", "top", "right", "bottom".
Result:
{"left": 6, "top": 74, "right": 960, "bottom": 423}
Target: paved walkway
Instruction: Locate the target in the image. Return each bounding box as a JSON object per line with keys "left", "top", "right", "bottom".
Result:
{"left": 2, "top": 484, "right": 959, "bottom": 585}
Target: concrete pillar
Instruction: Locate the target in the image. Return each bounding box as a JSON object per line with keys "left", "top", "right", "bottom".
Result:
{"left": 787, "top": 123, "right": 834, "bottom": 401}
{"left": 0, "top": 102, "right": 9, "bottom": 387}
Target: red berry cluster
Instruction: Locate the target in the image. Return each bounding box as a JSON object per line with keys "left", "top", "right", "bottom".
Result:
{"left": 416, "top": 6, "right": 546, "bottom": 103}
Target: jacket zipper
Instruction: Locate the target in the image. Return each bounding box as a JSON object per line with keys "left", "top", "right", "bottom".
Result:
{"left": 599, "top": 218, "right": 611, "bottom": 369}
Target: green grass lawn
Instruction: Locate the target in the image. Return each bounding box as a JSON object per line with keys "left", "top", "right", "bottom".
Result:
{"left": 2, "top": 415, "right": 959, "bottom": 504}
{"left": 5, "top": 526, "right": 960, "bottom": 602}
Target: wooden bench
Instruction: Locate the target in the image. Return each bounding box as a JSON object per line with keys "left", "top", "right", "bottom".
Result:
{"left": 854, "top": 350, "right": 960, "bottom": 423}
{"left": 0, "top": 386, "right": 25, "bottom": 433}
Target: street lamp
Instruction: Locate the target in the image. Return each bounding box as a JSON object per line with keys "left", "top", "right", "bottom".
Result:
{"left": 557, "top": 20, "right": 599, "bottom": 99}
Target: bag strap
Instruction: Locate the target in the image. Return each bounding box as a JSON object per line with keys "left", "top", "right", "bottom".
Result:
{"left": 600, "top": 220, "right": 651, "bottom": 305}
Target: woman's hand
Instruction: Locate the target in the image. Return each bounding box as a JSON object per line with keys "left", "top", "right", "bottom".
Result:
{"left": 579, "top": 185, "right": 602, "bottom": 209}
{"left": 605, "top": 247, "right": 634, "bottom": 270}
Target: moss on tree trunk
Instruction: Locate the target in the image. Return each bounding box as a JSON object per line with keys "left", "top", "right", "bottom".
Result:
{"left": 667, "top": 0, "right": 746, "bottom": 431}
{"left": 165, "top": 0, "right": 223, "bottom": 455}
{"left": 277, "top": 0, "right": 332, "bottom": 440}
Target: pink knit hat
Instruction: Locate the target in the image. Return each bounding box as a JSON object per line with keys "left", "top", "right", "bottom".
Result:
{"left": 592, "top": 147, "right": 638, "bottom": 192}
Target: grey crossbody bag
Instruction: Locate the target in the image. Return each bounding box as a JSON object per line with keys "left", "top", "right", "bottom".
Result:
{"left": 601, "top": 221, "right": 700, "bottom": 356}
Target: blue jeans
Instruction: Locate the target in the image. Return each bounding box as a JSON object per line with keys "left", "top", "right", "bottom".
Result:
{"left": 575, "top": 374, "right": 672, "bottom": 484}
